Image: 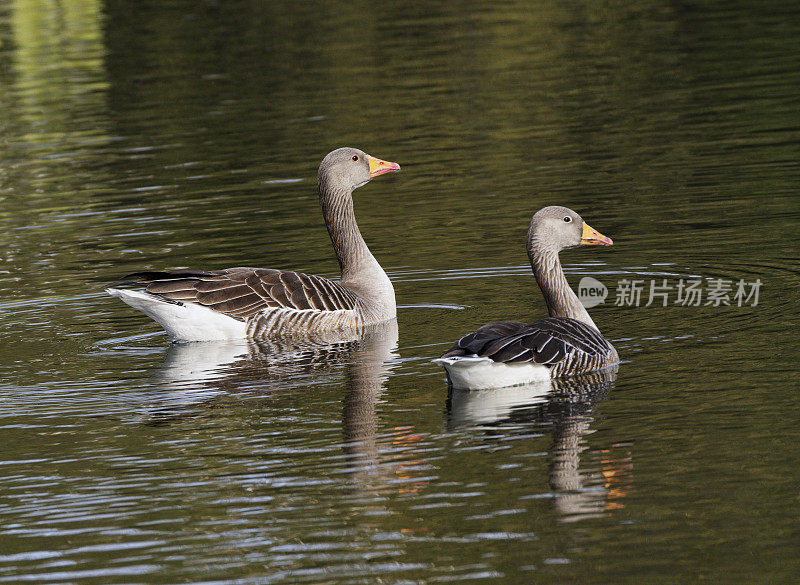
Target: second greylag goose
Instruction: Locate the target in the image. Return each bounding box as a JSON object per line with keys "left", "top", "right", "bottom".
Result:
{"left": 434, "top": 206, "right": 618, "bottom": 389}
{"left": 107, "top": 148, "right": 401, "bottom": 342}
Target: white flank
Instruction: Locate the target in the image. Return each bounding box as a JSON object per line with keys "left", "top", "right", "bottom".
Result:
{"left": 106, "top": 288, "right": 247, "bottom": 342}
{"left": 432, "top": 355, "right": 551, "bottom": 390}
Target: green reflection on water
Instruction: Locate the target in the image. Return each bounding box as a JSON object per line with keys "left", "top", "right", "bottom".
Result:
{"left": 10, "top": 0, "right": 108, "bottom": 142}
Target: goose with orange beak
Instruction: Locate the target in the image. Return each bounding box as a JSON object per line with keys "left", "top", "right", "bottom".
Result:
{"left": 108, "top": 147, "right": 402, "bottom": 342}
{"left": 434, "top": 206, "right": 618, "bottom": 389}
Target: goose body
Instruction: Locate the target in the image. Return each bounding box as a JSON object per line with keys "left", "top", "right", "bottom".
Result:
{"left": 435, "top": 206, "right": 618, "bottom": 389}
{"left": 108, "top": 148, "right": 400, "bottom": 342}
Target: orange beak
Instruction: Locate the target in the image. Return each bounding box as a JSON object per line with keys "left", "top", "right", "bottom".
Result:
{"left": 581, "top": 221, "right": 613, "bottom": 246}
{"left": 367, "top": 154, "right": 401, "bottom": 178}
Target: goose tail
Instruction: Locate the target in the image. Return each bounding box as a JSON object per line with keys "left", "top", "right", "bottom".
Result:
{"left": 432, "top": 355, "right": 551, "bottom": 390}
{"left": 106, "top": 288, "right": 247, "bottom": 342}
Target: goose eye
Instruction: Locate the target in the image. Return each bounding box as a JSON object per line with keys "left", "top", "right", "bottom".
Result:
{"left": 352, "top": 155, "right": 359, "bottom": 161}
{"left": 563, "top": 216, "right": 572, "bottom": 223}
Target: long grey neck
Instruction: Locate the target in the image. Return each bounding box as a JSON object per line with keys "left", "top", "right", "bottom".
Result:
{"left": 318, "top": 179, "right": 395, "bottom": 317}
{"left": 529, "top": 241, "right": 598, "bottom": 330}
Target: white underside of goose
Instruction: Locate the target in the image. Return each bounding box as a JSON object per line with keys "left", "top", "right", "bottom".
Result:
{"left": 432, "top": 355, "right": 551, "bottom": 390}
{"left": 107, "top": 288, "right": 248, "bottom": 342}
{"left": 107, "top": 288, "right": 363, "bottom": 343}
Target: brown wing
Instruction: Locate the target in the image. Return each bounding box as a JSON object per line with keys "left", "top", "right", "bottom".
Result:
{"left": 440, "top": 317, "right": 615, "bottom": 372}
{"left": 115, "top": 268, "right": 360, "bottom": 321}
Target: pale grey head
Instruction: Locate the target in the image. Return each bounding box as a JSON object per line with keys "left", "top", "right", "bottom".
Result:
{"left": 527, "top": 205, "right": 613, "bottom": 256}
{"left": 315, "top": 148, "right": 401, "bottom": 308}
{"left": 525, "top": 205, "right": 613, "bottom": 330}
{"left": 318, "top": 147, "right": 401, "bottom": 192}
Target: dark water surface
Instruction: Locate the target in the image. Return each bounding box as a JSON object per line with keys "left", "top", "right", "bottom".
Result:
{"left": 1, "top": 1, "right": 799, "bottom": 583}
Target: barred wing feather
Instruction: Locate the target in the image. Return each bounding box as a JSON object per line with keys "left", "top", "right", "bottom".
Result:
{"left": 121, "top": 268, "right": 360, "bottom": 322}
{"left": 440, "top": 317, "right": 614, "bottom": 374}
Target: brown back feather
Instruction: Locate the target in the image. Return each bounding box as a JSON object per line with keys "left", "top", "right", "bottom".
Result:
{"left": 121, "top": 268, "right": 359, "bottom": 322}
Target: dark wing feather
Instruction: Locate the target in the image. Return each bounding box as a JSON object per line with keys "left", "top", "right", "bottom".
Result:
{"left": 297, "top": 273, "right": 328, "bottom": 310}
{"left": 440, "top": 317, "right": 614, "bottom": 371}
{"left": 267, "top": 279, "right": 293, "bottom": 308}
{"left": 490, "top": 338, "right": 534, "bottom": 363}
{"left": 441, "top": 321, "right": 528, "bottom": 357}
{"left": 115, "top": 267, "right": 359, "bottom": 322}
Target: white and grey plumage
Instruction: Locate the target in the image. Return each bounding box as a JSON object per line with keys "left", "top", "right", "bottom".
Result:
{"left": 107, "top": 147, "right": 401, "bottom": 342}
{"left": 434, "top": 206, "right": 619, "bottom": 389}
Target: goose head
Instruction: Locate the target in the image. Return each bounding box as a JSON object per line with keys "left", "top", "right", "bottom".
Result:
{"left": 318, "top": 147, "right": 401, "bottom": 192}
{"left": 527, "top": 205, "right": 613, "bottom": 255}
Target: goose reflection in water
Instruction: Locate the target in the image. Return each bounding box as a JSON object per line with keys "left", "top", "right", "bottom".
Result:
{"left": 144, "top": 319, "right": 399, "bottom": 418}
{"left": 138, "top": 320, "right": 431, "bottom": 494}
{"left": 446, "top": 366, "right": 632, "bottom": 522}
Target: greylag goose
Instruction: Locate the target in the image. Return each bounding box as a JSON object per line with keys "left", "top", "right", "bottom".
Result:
{"left": 107, "top": 148, "right": 400, "bottom": 342}
{"left": 434, "top": 206, "right": 618, "bottom": 389}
